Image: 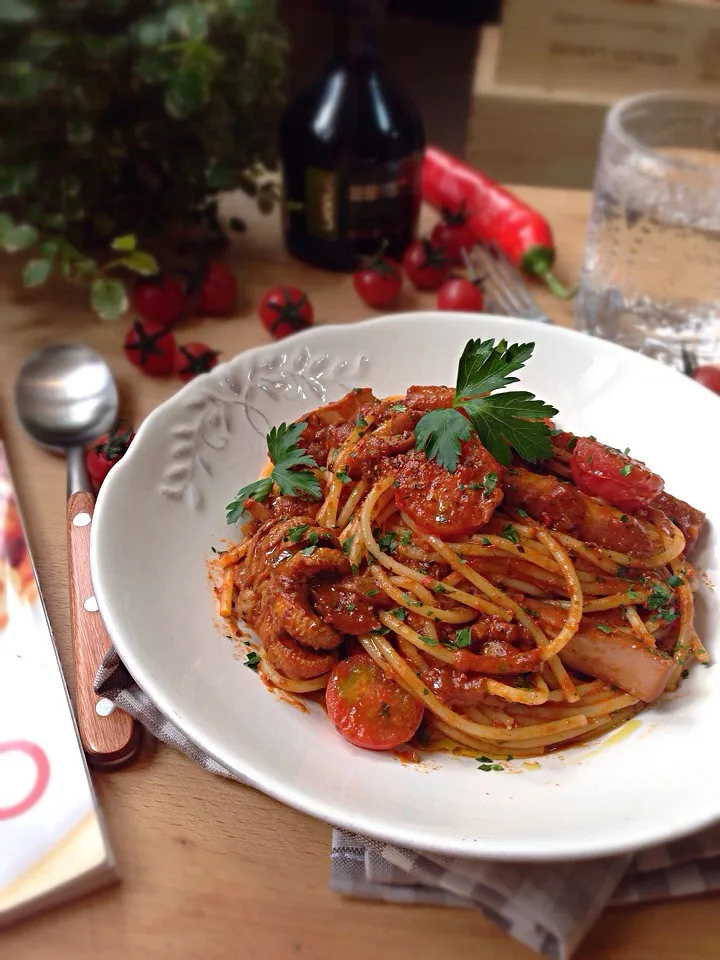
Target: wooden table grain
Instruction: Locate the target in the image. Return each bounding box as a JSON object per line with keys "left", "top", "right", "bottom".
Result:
{"left": 2, "top": 187, "right": 718, "bottom": 960}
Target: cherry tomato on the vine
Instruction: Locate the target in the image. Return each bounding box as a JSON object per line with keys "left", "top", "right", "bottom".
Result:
{"left": 259, "top": 285, "right": 314, "bottom": 339}
{"left": 131, "top": 274, "right": 185, "bottom": 328}
{"left": 175, "top": 342, "right": 220, "bottom": 382}
{"left": 353, "top": 249, "right": 402, "bottom": 309}
{"left": 402, "top": 239, "right": 450, "bottom": 291}
{"left": 86, "top": 420, "right": 135, "bottom": 492}
{"left": 124, "top": 319, "right": 177, "bottom": 376}
{"left": 437, "top": 277, "right": 484, "bottom": 312}
{"left": 199, "top": 261, "right": 237, "bottom": 316}
{"left": 430, "top": 203, "right": 476, "bottom": 263}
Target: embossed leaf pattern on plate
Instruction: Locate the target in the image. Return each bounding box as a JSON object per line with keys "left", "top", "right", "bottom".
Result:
{"left": 159, "top": 346, "right": 370, "bottom": 508}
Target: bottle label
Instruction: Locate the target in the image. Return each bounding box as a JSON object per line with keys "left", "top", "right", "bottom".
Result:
{"left": 304, "top": 154, "right": 422, "bottom": 243}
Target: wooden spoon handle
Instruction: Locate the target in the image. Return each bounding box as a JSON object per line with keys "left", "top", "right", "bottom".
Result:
{"left": 67, "top": 490, "right": 140, "bottom": 768}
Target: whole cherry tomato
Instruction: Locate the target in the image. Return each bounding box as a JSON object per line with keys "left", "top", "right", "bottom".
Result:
{"left": 692, "top": 365, "right": 720, "bottom": 395}
{"left": 430, "top": 203, "right": 476, "bottom": 263}
{"left": 124, "top": 319, "right": 176, "bottom": 376}
{"left": 259, "top": 285, "right": 314, "bottom": 339}
{"left": 198, "top": 261, "right": 238, "bottom": 316}
{"left": 86, "top": 420, "right": 135, "bottom": 492}
{"left": 353, "top": 249, "right": 402, "bottom": 309}
{"left": 437, "top": 277, "right": 484, "bottom": 312}
{"left": 402, "top": 239, "right": 450, "bottom": 291}
{"left": 570, "top": 437, "right": 664, "bottom": 511}
{"left": 175, "top": 342, "right": 220, "bottom": 382}
{"left": 131, "top": 275, "right": 185, "bottom": 328}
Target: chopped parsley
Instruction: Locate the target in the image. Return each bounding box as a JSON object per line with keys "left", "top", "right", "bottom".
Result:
{"left": 419, "top": 635, "right": 438, "bottom": 646}
{"left": 477, "top": 761, "right": 504, "bottom": 772}
{"left": 432, "top": 583, "right": 448, "bottom": 594}
{"left": 517, "top": 508, "right": 529, "bottom": 518}
{"left": 468, "top": 482, "right": 484, "bottom": 490}
{"left": 566, "top": 435, "right": 578, "bottom": 451}
{"left": 389, "top": 402, "right": 407, "bottom": 413}
{"left": 400, "top": 530, "right": 412, "bottom": 546}
{"left": 336, "top": 469, "right": 352, "bottom": 484}
{"left": 620, "top": 464, "right": 632, "bottom": 477}
{"left": 627, "top": 587, "right": 640, "bottom": 600}
{"left": 342, "top": 535, "right": 354, "bottom": 556}
{"left": 307, "top": 530, "right": 319, "bottom": 546}
{"left": 481, "top": 536, "right": 491, "bottom": 546}
{"left": 391, "top": 607, "right": 407, "bottom": 621}
{"left": 483, "top": 471, "right": 498, "bottom": 495}
{"left": 369, "top": 625, "right": 390, "bottom": 635}
{"left": 623, "top": 447, "right": 630, "bottom": 455}
{"left": 454, "top": 627, "right": 472, "bottom": 648}
{"left": 301, "top": 545, "right": 316, "bottom": 556}
{"left": 366, "top": 588, "right": 379, "bottom": 597}
{"left": 356, "top": 415, "right": 368, "bottom": 428}
{"left": 596, "top": 624, "right": 613, "bottom": 634}
{"left": 647, "top": 583, "right": 672, "bottom": 610}
{"left": 287, "top": 523, "right": 309, "bottom": 543}
{"left": 244, "top": 651, "right": 261, "bottom": 670}
{"left": 667, "top": 574, "right": 685, "bottom": 587}
{"left": 549, "top": 428, "right": 563, "bottom": 436}
{"left": 377, "top": 531, "right": 398, "bottom": 554}
{"left": 413, "top": 339, "right": 557, "bottom": 470}
{"left": 501, "top": 524, "right": 520, "bottom": 544}
{"left": 346, "top": 602, "right": 356, "bottom": 612}
{"left": 514, "top": 675, "right": 534, "bottom": 689}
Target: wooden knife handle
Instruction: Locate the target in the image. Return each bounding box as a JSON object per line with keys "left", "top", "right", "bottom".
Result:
{"left": 67, "top": 490, "right": 140, "bottom": 768}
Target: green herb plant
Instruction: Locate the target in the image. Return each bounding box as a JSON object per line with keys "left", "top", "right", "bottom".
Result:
{"left": 0, "top": 0, "right": 285, "bottom": 319}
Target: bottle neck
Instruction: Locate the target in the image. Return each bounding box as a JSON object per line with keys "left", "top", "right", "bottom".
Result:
{"left": 335, "top": 0, "right": 386, "bottom": 61}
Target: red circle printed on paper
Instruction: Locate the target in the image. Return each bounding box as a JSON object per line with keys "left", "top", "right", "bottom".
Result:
{"left": 0, "top": 740, "right": 50, "bottom": 819}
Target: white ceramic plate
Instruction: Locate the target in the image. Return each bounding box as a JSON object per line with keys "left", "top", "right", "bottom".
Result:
{"left": 92, "top": 313, "right": 720, "bottom": 861}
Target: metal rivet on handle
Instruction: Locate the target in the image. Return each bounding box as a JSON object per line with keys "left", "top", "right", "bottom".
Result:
{"left": 83, "top": 596, "right": 99, "bottom": 612}
{"left": 73, "top": 512, "right": 91, "bottom": 527}
{"left": 95, "top": 698, "right": 116, "bottom": 717}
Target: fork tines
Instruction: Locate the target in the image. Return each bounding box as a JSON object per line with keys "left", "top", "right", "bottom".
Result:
{"left": 470, "top": 242, "right": 551, "bottom": 324}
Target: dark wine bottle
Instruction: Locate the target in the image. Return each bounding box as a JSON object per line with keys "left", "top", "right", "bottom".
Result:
{"left": 280, "top": 0, "right": 425, "bottom": 271}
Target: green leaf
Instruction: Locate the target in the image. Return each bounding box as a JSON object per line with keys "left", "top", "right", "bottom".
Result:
{"left": 134, "top": 15, "right": 170, "bottom": 46}
{"left": 415, "top": 408, "right": 473, "bottom": 473}
{"left": 165, "top": 63, "right": 207, "bottom": 118}
{"left": 90, "top": 278, "right": 128, "bottom": 321}
{"left": 111, "top": 234, "right": 137, "bottom": 252}
{"left": 266, "top": 422, "right": 316, "bottom": 470}
{"left": 2, "top": 223, "right": 38, "bottom": 252}
{"left": 0, "top": 213, "right": 14, "bottom": 240}
{"left": 22, "top": 258, "right": 52, "bottom": 288}
{"left": 462, "top": 393, "right": 557, "bottom": 466}
{"left": 0, "top": 0, "right": 38, "bottom": 23}
{"left": 166, "top": 3, "right": 208, "bottom": 40}
{"left": 272, "top": 464, "right": 321, "bottom": 500}
{"left": 118, "top": 250, "right": 159, "bottom": 276}
{"left": 226, "top": 477, "right": 273, "bottom": 524}
{"left": 454, "top": 627, "right": 472, "bottom": 648}
{"left": 455, "top": 338, "right": 535, "bottom": 401}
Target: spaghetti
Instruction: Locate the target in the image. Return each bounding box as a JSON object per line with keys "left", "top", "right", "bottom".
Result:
{"left": 213, "top": 346, "right": 707, "bottom": 759}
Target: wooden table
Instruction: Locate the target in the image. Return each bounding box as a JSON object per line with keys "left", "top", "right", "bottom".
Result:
{"left": 2, "top": 187, "right": 718, "bottom": 960}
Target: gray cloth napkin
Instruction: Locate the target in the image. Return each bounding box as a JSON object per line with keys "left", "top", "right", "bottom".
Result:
{"left": 95, "top": 648, "right": 720, "bottom": 960}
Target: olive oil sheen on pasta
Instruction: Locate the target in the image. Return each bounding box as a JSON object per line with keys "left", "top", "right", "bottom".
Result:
{"left": 280, "top": 0, "right": 425, "bottom": 271}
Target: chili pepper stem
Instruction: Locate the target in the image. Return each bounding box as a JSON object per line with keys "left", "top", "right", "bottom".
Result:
{"left": 541, "top": 270, "right": 578, "bottom": 300}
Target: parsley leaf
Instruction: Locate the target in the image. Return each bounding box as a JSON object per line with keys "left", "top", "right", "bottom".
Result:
{"left": 226, "top": 421, "right": 322, "bottom": 522}
{"left": 226, "top": 477, "right": 274, "bottom": 523}
{"left": 336, "top": 469, "right": 351, "bottom": 484}
{"left": 456, "top": 338, "right": 534, "bottom": 398}
{"left": 415, "top": 407, "right": 472, "bottom": 473}
{"left": 454, "top": 627, "right": 472, "bottom": 648}
{"left": 483, "top": 471, "right": 498, "bottom": 495}
{"left": 342, "top": 535, "right": 354, "bottom": 556}
{"left": 377, "top": 531, "right": 398, "bottom": 554}
{"left": 647, "top": 583, "right": 672, "bottom": 610}
{"left": 400, "top": 530, "right": 412, "bottom": 546}
{"left": 366, "top": 588, "right": 379, "bottom": 597}
{"left": 288, "top": 523, "right": 309, "bottom": 543}
{"left": 620, "top": 464, "right": 632, "bottom": 477}
{"left": 419, "top": 635, "right": 438, "bottom": 646}
{"left": 667, "top": 574, "right": 685, "bottom": 587}
{"left": 501, "top": 524, "right": 519, "bottom": 544}
{"left": 244, "top": 651, "right": 261, "bottom": 670}
{"left": 390, "top": 402, "right": 407, "bottom": 412}
{"left": 596, "top": 624, "right": 613, "bottom": 634}
{"left": 462, "top": 393, "right": 557, "bottom": 466}
{"left": 391, "top": 607, "right": 407, "bottom": 621}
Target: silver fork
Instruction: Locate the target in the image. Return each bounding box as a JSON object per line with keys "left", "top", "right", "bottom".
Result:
{"left": 466, "top": 242, "right": 552, "bottom": 324}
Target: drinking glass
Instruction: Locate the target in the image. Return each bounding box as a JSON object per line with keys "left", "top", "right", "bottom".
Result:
{"left": 574, "top": 91, "right": 720, "bottom": 367}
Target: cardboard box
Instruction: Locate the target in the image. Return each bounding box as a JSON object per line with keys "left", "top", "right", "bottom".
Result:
{"left": 496, "top": 0, "right": 720, "bottom": 98}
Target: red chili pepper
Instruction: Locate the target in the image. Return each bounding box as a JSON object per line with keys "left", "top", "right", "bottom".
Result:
{"left": 422, "top": 146, "right": 574, "bottom": 299}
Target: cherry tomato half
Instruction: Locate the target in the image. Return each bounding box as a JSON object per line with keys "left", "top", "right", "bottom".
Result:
{"left": 402, "top": 239, "right": 450, "bottom": 291}
{"left": 437, "top": 277, "right": 483, "bottom": 312}
{"left": 570, "top": 437, "right": 663, "bottom": 511}
{"left": 395, "top": 436, "right": 503, "bottom": 539}
{"left": 326, "top": 654, "right": 424, "bottom": 751}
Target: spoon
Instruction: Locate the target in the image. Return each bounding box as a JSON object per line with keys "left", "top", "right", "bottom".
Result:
{"left": 15, "top": 343, "right": 140, "bottom": 768}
